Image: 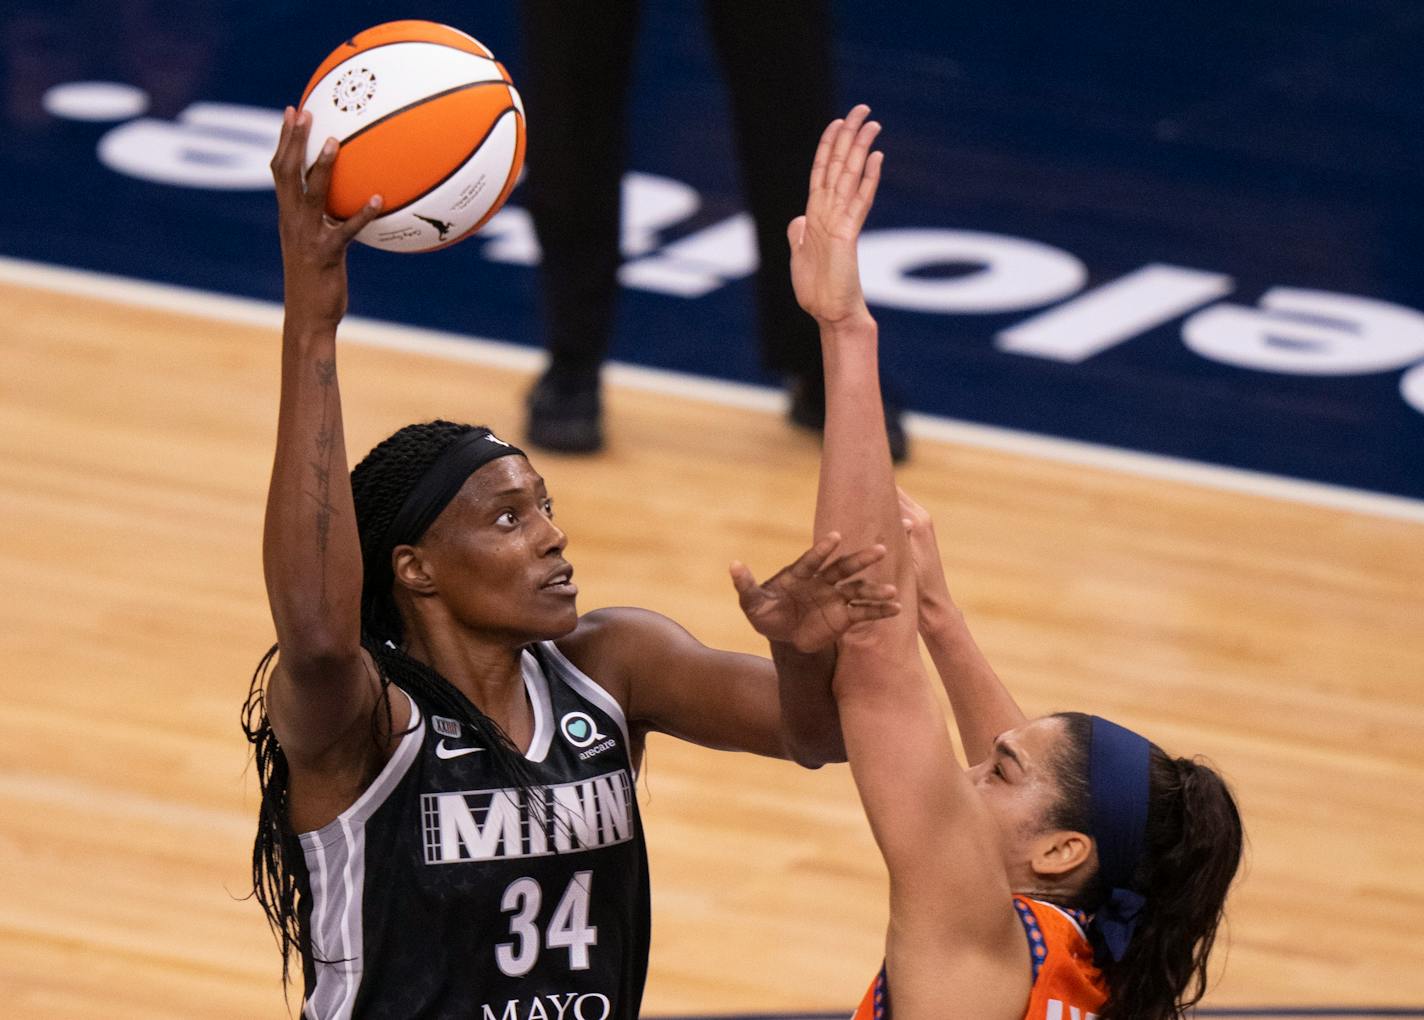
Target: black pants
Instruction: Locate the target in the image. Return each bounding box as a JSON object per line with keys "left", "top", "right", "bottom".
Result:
{"left": 519, "top": 0, "right": 835, "bottom": 385}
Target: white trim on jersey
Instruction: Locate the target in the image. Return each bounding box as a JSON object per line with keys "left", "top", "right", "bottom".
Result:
{"left": 521, "top": 648, "right": 555, "bottom": 763}
{"left": 298, "top": 689, "right": 427, "bottom": 844}
{"left": 300, "top": 690, "right": 425, "bottom": 1020}
{"left": 1033, "top": 897, "right": 1090, "bottom": 942}
{"left": 303, "top": 837, "right": 331, "bottom": 1020}
{"left": 336, "top": 814, "right": 363, "bottom": 1020}
{"left": 539, "top": 640, "right": 633, "bottom": 751}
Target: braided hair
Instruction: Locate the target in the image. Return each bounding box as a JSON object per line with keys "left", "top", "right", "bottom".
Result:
{"left": 242, "top": 420, "right": 547, "bottom": 985}
{"left": 1046, "top": 712, "right": 1244, "bottom": 1020}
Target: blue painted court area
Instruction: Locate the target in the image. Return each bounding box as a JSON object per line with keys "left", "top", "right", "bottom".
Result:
{"left": 3, "top": 1, "right": 1423, "bottom": 498}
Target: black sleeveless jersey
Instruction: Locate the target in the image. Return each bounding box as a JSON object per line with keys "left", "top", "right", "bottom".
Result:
{"left": 295, "top": 641, "right": 650, "bottom": 1020}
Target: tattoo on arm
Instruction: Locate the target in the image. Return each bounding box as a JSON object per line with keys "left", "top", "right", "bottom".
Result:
{"left": 306, "top": 358, "right": 339, "bottom": 608}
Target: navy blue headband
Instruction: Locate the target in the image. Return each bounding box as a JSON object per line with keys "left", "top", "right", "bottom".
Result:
{"left": 367, "top": 428, "right": 525, "bottom": 598}
{"left": 1086, "top": 715, "right": 1151, "bottom": 963}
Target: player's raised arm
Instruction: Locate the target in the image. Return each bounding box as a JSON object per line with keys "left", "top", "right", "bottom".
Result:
{"left": 261, "top": 107, "right": 385, "bottom": 763}
{"left": 898, "top": 487, "right": 1027, "bottom": 764}
{"left": 794, "top": 105, "right": 953, "bottom": 878}
{"left": 798, "top": 109, "right": 1027, "bottom": 1018}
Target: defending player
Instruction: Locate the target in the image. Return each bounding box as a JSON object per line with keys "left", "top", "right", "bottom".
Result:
{"left": 762, "top": 105, "right": 1245, "bottom": 1020}
{"left": 247, "top": 107, "right": 900, "bottom": 1019}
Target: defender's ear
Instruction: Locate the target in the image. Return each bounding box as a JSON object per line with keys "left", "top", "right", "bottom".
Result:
{"left": 1029, "top": 829, "right": 1094, "bottom": 879}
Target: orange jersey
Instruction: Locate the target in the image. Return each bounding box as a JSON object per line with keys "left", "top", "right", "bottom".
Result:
{"left": 850, "top": 897, "right": 1108, "bottom": 1020}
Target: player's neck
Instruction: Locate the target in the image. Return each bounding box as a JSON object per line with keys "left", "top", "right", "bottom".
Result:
{"left": 405, "top": 626, "right": 534, "bottom": 749}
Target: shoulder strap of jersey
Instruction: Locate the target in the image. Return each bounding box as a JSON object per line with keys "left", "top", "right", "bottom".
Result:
{"left": 1013, "top": 896, "right": 1108, "bottom": 1017}
{"left": 297, "top": 688, "right": 425, "bottom": 847}
{"left": 533, "top": 640, "right": 632, "bottom": 747}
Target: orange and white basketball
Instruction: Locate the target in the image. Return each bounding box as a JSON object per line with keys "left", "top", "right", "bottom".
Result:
{"left": 298, "top": 20, "right": 525, "bottom": 253}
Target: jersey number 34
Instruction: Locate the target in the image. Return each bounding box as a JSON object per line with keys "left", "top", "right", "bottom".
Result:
{"left": 496, "top": 871, "right": 598, "bottom": 977}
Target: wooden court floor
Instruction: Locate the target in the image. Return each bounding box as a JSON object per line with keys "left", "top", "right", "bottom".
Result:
{"left": 2, "top": 278, "right": 1422, "bottom": 1018}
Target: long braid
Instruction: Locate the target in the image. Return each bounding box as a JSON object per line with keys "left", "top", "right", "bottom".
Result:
{"left": 241, "top": 643, "right": 298, "bottom": 983}
{"left": 244, "top": 420, "right": 550, "bottom": 986}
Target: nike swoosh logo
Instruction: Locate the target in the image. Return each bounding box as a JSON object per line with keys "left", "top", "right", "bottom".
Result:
{"left": 435, "top": 740, "right": 484, "bottom": 760}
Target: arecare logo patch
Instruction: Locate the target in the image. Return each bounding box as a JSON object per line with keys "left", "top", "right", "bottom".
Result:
{"left": 560, "top": 712, "right": 605, "bottom": 748}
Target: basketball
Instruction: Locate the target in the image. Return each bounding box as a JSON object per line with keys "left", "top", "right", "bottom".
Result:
{"left": 297, "top": 20, "right": 526, "bottom": 253}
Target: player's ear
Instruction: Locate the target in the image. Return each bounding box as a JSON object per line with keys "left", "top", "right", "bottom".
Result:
{"left": 1028, "top": 829, "right": 1094, "bottom": 879}
{"left": 392, "top": 544, "right": 437, "bottom": 595}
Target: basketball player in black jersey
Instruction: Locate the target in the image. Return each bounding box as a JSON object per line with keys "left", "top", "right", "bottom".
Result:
{"left": 248, "top": 108, "right": 900, "bottom": 1020}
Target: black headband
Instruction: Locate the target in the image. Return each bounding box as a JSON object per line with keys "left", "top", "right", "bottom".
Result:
{"left": 366, "top": 427, "right": 526, "bottom": 596}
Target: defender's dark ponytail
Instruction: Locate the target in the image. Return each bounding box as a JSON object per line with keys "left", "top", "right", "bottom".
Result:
{"left": 1051, "top": 712, "right": 1244, "bottom": 1020}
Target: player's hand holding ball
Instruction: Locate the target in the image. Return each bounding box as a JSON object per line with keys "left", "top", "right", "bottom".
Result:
{"left": 270, "top": 107, "right": 383, "bottom": 331}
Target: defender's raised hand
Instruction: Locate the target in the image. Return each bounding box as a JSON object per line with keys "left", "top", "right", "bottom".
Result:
{"left": 270, "top": 107, "right": 383, "bottom": 332}
{"left": 731, "top": 533, "right": 901, "bottom": 654}
{"left": 897, "top": 486, "right": 956, "bottom": 621}
{"left": 787, "top": 104, "right": 883, "bottom": 327}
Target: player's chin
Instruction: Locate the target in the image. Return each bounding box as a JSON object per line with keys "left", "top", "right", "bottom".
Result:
{"left": 531, "top": 593, "right": 579, "bottom": 637}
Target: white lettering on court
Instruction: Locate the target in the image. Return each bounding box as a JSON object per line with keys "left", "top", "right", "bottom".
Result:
{"left": 1183, "top": 288, "right": 1424, "bottom": 375}
{"left": 40, "top": 82, "right": 1424, "bottom": 423}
